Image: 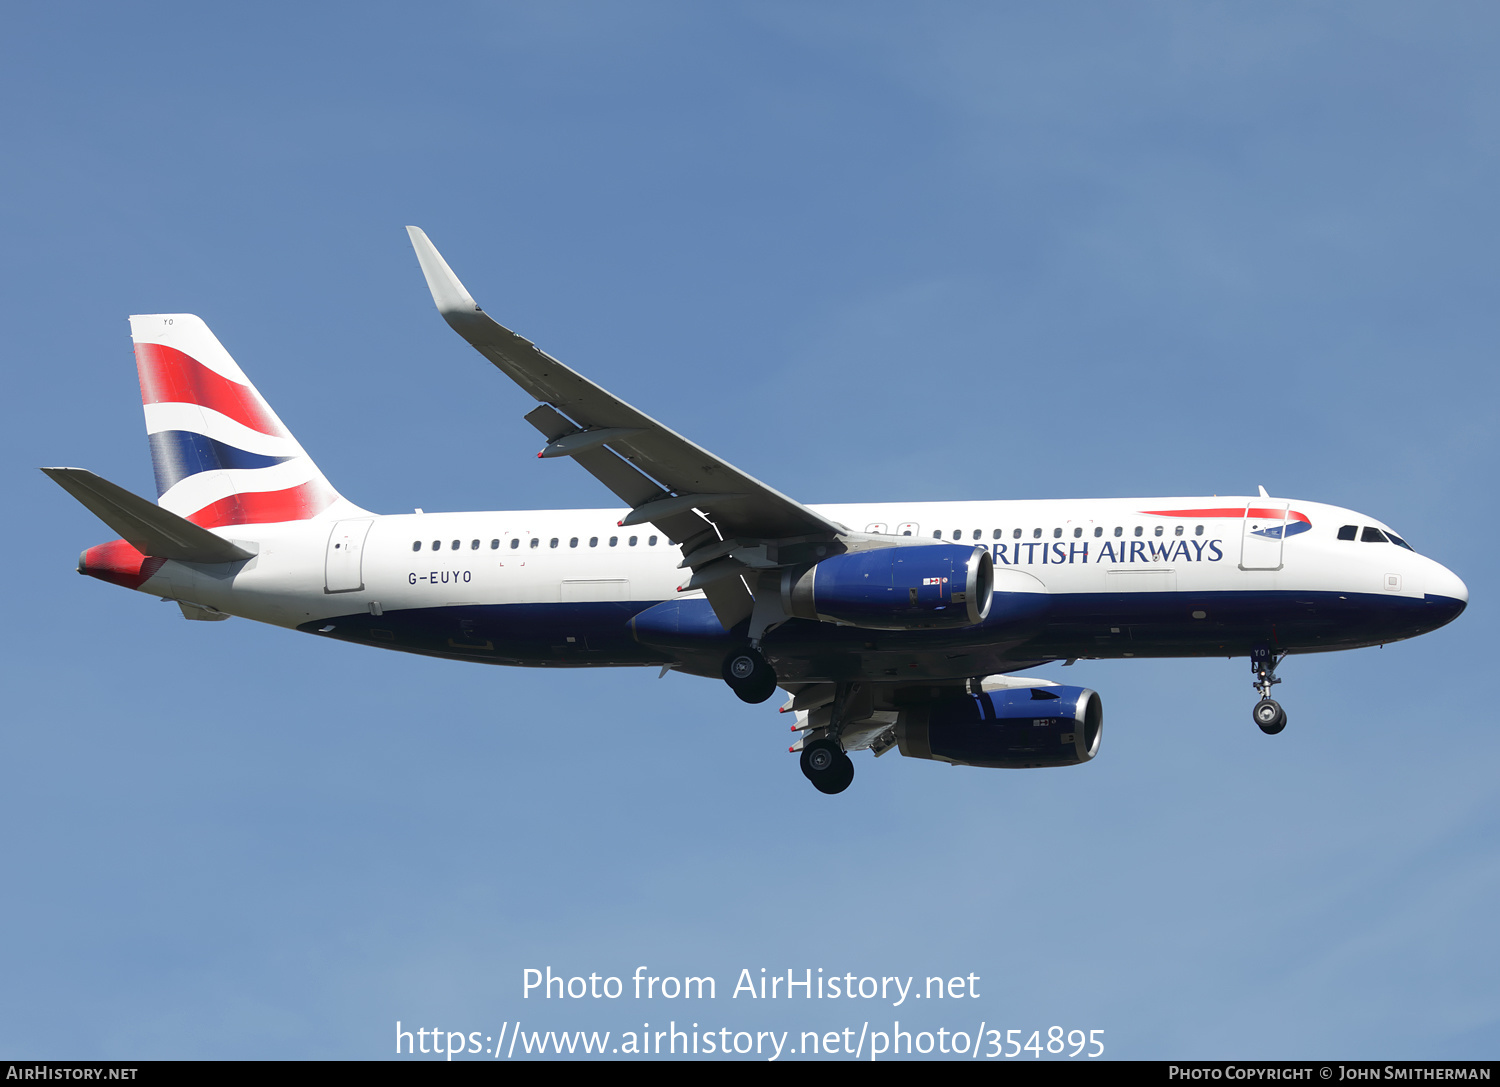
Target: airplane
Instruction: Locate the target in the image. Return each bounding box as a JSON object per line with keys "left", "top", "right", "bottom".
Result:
{"left": 43, "top": 227, "right": 1469, "bottom": 795}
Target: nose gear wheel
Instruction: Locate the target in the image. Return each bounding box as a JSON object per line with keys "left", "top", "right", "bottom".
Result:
{"left": 1250, "top": 647, "right": 1288, "bottom": 734}
{"left": 1253, "top": 698, "right": 1287, "bottom": 734}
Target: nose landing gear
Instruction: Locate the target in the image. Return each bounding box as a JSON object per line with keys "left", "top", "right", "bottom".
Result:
{"left": 1251, "top": 646, "right": 1287, "bottom": 734}
{"left": 1254, "top": 698, "right": 1287, "bottom": 734}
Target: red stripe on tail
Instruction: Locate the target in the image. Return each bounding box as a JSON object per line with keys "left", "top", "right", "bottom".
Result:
{"left": 135, "top": 342, "right": 288, "bottom": 438}
{"left": 184, "top": 480, "right": 336, "bottom": 528}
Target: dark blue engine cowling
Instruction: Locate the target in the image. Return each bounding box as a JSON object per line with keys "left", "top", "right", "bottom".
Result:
{"left": 783, "top": 544, "right": 993, "bottom": 630}
{"left": 896, "top": 685, "right": 1103, "bottom": 768}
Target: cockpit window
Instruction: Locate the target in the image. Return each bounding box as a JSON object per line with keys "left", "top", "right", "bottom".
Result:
{"left": 1361, "top": 527, "right": 1388, "bottom": 543}
{"left": 1386, "top": 532, "right": 1415, "bottom": 552}
{"left": 1337, "top": 525, "right": 1357, "bottom": 541}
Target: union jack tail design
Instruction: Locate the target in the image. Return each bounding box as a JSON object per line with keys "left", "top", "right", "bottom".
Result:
{"left": 130, "top": 314, "right": 366, "bottom": 528}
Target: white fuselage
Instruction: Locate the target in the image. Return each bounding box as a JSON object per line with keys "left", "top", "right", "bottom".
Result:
{"left": 133, "top": 496, "right": 1465, "bottom": 645}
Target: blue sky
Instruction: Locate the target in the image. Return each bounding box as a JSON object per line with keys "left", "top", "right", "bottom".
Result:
{"left": 2, "top": 2, "right": 1496, "bottom": 1060}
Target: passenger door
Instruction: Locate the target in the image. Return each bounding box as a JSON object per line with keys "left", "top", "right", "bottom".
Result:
{"left": 325, "top": 520, "right": 373, "bottom": 593}
{"left": 1239, "top": 504, "right": 1288, "bottom": 571}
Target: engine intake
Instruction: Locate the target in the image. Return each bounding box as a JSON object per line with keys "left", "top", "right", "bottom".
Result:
{"left": 781, "top": 544, "right": 993, "bottom": 630}
{"left": 896, "top": 685, "right": 1102, "bottom": 768}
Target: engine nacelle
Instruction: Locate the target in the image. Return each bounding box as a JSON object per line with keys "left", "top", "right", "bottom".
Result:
{"left": 896, "top": 685, "right": 1102, "bottom": 768}
{"left": 781, "top": 544, "right": 993, "bottom": 630}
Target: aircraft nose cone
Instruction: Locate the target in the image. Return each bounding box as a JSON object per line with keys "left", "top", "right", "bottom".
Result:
{"left": 1424, "top": 561, "right": 1468, "bottom": 626}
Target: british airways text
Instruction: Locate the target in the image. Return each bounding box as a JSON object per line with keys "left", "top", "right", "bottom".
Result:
{"left": 988, "top": 539, "right": 1225, "bottom": 566}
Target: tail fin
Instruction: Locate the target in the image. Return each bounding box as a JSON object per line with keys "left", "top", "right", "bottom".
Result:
{"left": 130, "top": 314, "right": 367, "bottom": 527}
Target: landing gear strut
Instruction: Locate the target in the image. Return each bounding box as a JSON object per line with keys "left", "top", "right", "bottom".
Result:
{"left": 800, "top": 738, "right": 854, "bottom": 794}
{"left": 1250, "top": 646, "right": 1287, "bottom": 735}
{"left": 722, "top": 646, "right": 777, "bottom": 704}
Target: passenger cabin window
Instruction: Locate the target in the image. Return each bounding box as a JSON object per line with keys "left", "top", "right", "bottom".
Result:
{"left": 1153, "top": 525, "right": 1163, "bottom": 537}
{"left": 649, "top": 536, "right": 658, "bottom": 545}
{"left": 490, "top": 539, "right": 499, "bottom": 549}
{"left": 471, "top": 539, "right": 480, "bottom": 550}
{"left": 1093, "top": 527, "right": 1103, "bottom": 537}
{"left": 450, "top": 540, "right": 459, "bottom": 550}
{"left": 1134, "top": 526, "right": 1143, "bottom": 537}
{"left": 1361, "top": 527, "right": 1388, "bottom": 543}
{"left": 1032, "top": 528, "right": 1042, "bottom": 539}
{"left": 933, "top": 530, "right": 943, "bottom": 539}
{"left": 993, "top": 529, "right": 1002, "bottom": 539}
{"left": 1013, "top": 529, "right": 1022, "bottom": 539}
{"left": 1053, "top": 528, "right": 1062, "bottom": 539}
{"left": 1174, "top": 525, "right": 1183, "bottom": 537}
{"left": 569, "top": 537, "right": 578, "bottom": 548}
{"left": 1074, "top": 527, "right": 1083, "bottom": 538}
{"left": 1114, "top": 527, "right": 1123, "bottom": 537}
{"left": 510, "top": 539, "right": 520, "bottom": 549}
{"left": 530, "top": 538, "right": 539, "bottom": 549}
{"left": 412, "top": 541, "right": 421, "bottom": 552}
{"left": 629, "top": 536, "right": 638, "bottom": 546}
{"left": 609, "top": 536, "right": 618, "bottom": 547}
{"left": 1337, "top": 525, "right": 1358, "bottom": 541}
{"left": 550, "top": 538, "right": 559, "bottom": 548}
{"left": 1195, "top": 525, "right": 1204, "bottom": 536}
{"left": 589, "top": 537, "right": 598, "bottom": 547}
{"left": 972, "top": 529, "right": 981, "bottom": 541}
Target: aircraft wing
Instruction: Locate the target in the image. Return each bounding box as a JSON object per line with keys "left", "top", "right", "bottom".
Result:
{"left": 406, "top": 226, "right": 850, "bottom": 628}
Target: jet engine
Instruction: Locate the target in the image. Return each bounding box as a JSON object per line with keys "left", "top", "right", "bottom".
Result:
{"left": 780, "top": 544, "right": 993, "bottom": 630}
{"left": 895, "top": 684, "right": 1102, "bottom": 768}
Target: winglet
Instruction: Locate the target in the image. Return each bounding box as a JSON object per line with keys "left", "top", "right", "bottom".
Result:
{"left": 406, "top": 226, "right": 483, "bottom": 318}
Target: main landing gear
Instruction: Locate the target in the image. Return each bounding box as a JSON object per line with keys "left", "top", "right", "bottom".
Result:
{"left": 800, "top": 738, "right": 855, "bottom": 795}
{"left": 722, "top": 645, "right": 777, "bottom": 704}
{"left": 1250, "top": 646, "right": 1287, "bottom": 735}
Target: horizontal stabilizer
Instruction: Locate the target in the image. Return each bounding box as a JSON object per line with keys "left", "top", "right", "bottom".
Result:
{"left": 41, "top": 467, "right": 255, "bottom": 564}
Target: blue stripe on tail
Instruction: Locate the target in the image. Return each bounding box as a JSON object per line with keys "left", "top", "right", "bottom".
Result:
{"left": 147, "top": 430, "right": 294, "bottom": 497}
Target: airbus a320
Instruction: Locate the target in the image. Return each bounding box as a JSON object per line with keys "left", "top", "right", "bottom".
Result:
{"left": 45, "top": 228, "right": 1469, "bottom": 794}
